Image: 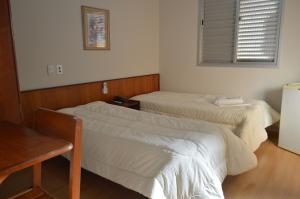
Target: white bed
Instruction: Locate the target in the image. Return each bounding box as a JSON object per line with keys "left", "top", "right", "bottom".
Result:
{"left": 60, "top": 101, "right": 257, "bottom": 199}
{"left": 131, "top": 91, "right": 280, "bottom": 151}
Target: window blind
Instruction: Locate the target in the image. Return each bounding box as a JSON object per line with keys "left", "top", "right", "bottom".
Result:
{"left": 199, "top": 0, "right": 282, "bottom": 65}
{"left": 201, "top": 0, "right": 237, "bottom": 63}
{"left": 236, "top": 0, "right": 282, "bottom": 62}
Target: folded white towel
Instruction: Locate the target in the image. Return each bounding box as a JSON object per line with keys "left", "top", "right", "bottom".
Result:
{"left": 215, "top": 103, "right": 251, "bottom": 107}
{"left": 214, "top": 96, "right": 245, "bottom": 106}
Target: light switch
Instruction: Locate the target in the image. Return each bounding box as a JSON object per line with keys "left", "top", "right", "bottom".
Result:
{"left": 56, "top": 64, "right": 63, "bottom": 75}
{"left": 47, "top": 65, "right": 56, "bottom": 76}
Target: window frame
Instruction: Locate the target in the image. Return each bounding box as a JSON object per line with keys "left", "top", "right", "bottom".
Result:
{"left": 197, "top": 0, "right": 284, "bottom": 68}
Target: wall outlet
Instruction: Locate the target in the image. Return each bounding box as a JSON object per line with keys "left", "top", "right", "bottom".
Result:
{"left": 47, "top": 64, "right": 56, "bottom": 76}
{"left": 56, "top": 64, "right": 63, "bottom": 75}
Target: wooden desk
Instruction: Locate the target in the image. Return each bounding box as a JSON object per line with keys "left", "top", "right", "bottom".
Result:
{"left": 0, "top": 122, "right": 72, "bottom": 198}
{"left": 0, "top": 108, "right": 82, "bottom": 199}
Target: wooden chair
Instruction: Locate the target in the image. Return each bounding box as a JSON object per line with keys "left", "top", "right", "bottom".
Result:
{"left": 34, "top": 108, "right": 82, "bottom": 199}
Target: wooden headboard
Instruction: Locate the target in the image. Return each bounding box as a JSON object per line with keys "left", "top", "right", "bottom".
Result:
{"left": 21, "top": 74, "right": 159, "bottom": 126}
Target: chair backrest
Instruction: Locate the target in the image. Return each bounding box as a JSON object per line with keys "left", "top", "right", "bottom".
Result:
{"left": 35, "top": 108, "right": 82, "bottom": 199}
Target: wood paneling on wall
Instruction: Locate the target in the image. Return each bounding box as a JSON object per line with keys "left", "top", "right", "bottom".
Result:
{"left": 0, "top": 0, "right": 22, "bottom": 124}
{"left": 21, "top": 74, "right": 159, "bottom": 126}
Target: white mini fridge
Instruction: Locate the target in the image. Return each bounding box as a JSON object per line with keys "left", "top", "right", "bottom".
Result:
{"left": 279, "top": 83, "right": 300, "bottom": 155}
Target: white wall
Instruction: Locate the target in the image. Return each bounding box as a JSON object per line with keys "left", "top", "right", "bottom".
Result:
{"left": 10, "top": 0, "right": 159, "bottom": 91}
{"left": 159, "top": 0, "right": 300, "bottom": 111}
{"left": 11, "top": 0, "right": 300, "bottom": 110}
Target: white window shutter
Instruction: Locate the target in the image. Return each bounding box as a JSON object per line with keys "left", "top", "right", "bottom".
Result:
{"left": 201, "top": 0, "right": 237, "bottom": 63}
{"left": 236, "top": 0, "right": 282, "bottom": 63}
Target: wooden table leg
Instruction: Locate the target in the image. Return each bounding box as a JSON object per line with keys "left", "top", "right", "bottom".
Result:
{"left": 33, "top": 163, "right": 42, "bottom": 187}
{"left": 69, "top": 150, "right": 81, "bottom": 199}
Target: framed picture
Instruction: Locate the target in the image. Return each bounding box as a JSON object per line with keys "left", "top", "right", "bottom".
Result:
{"left": 81, "top": 6, "right": 110, "bottom": 50}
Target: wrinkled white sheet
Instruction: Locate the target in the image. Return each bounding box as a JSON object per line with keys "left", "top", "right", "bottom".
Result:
{"left": 60, "top": 101, "right": 257, "bottom": 199}
{"left": 132, "top": 91, "right": 280, "bottom": 151}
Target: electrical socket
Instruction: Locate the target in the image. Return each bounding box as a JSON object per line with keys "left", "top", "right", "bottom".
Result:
{"left": 56, "top": 64, "right": 63, "bottom": 75}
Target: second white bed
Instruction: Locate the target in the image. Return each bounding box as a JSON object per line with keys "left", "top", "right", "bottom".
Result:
{"left": 132, "top": 91, "right": 280, "bottom": 151}
{"left": 60, "top": 101, "right": 257, "bottom": 199}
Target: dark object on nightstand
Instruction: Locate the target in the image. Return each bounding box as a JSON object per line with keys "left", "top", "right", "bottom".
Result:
{"left": 110, "top": 98, "right": 140, "bottom": 110}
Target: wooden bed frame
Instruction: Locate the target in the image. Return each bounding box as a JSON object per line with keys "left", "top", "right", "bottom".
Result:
{"left": 20, "top": 74, "right": 160, "bottom": 126}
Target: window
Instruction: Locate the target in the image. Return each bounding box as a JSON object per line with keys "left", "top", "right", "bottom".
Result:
{"left": 198, "top": 0, "right": 282, "bottom": 65}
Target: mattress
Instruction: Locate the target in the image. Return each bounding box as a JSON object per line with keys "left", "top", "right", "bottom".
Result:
{"left": 131, "top": 91, "right": 280, "bottom": 151}
{"left": 59, "top": 101, "right": 257, "bottom": 199}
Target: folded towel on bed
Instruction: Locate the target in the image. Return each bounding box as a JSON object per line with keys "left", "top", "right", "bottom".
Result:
{"left": 214, "top": 96, "right": 248, "bottom": 106}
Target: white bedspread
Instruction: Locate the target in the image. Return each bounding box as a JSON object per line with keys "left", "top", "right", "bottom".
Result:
{"left": 132, "top": 91, "right": 280, "bottom": 151}
{"left": 60, "top": 101, "right": 256, "bottom": 199}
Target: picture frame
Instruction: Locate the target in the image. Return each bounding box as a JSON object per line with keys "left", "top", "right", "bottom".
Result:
{"left": 81, "top": 6, "right": 110, "bottom": 50}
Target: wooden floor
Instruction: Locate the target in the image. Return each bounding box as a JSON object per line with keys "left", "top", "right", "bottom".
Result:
{"left": 1, "top": 137, "right": 300, "bottom": 199}
{"left": 223, "top": 137, "right": 300, "bottom": 199}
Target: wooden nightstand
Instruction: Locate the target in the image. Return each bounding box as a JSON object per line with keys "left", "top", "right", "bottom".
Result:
{"left": 110, "top": 99, "right": 140, "bottom": 110}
